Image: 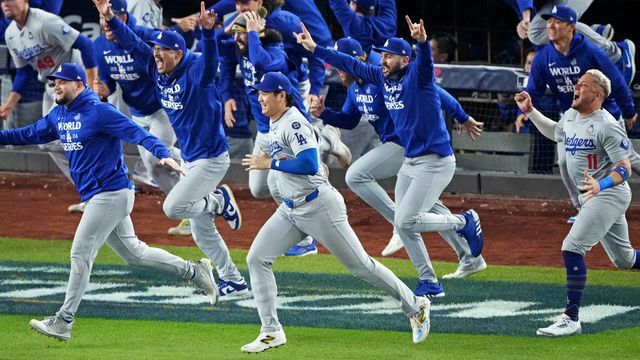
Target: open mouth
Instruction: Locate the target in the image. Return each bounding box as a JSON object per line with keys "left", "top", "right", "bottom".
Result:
{"left": 155, "top": 57, "right": 164, "bottom": 66}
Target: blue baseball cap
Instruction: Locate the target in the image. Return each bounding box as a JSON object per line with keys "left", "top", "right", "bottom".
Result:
{"left": 250, "top": 72, "right": 293, "bottom": 94}
{"left": 541, "top": 4, "right": 577, "bottom": 24}
{"left": 372, "top": 37, "right": 412, "bottom": 57}
{"left": 334, "top": 38, "right": 364, "bottom": 57}
{"left": 46, "top": 63, "right": 87, "bottom": 84}
{"left": 352, "top": 0, "right": 377, "bottom": 13}
{"left": 149, "top": 30, "right": 186, "bottom": 53}
{"left": 110, "top": 0, "right": 128, "bottom": 14}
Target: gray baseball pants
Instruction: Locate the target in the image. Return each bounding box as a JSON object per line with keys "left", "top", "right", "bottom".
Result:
{"left": 226, "top": 136, "right": 254, "bottom": 160}
{"left": 246, "top": 182, "right": 421, "bottom": 332}
{"left": 562, "top": 187, "right": 636, "bottom": 269}
{"left": 163, "top": 153, "right": 244, "bottom": 282}
{"left": 59, "top": 188, "right": 192, "bottom": 318}
{"left": 346, "top": 141, "right": 483, "bottom": 270}
{"left": 394, "top": 154, "right": 466, "bottom": 283}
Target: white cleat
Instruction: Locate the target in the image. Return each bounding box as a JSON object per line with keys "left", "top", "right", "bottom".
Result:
{"left": 190, "top": 258, "right": 219, "bottom": 305}
{"left": 241, "top": 329, "right": 287, "bottom": 353}
{"left": 67, "top": 202, "right": 86, "bottom": 213}
{"left": 29, "top": 314, "right": 73, "bottom": 341}
{"left": 410, "top": 296, "right": 431, "bottom": 344}
{"left": 168, "top": 219, "right": 191, "bottom": 236}
{"left": 536, "top": 314, "right": 582, "bottom": 337}
{"left": 381, "top": 234, "right": 404, "bottom": 256}
{"left": 442, "top": 258, "right": 487, "bottom": 279}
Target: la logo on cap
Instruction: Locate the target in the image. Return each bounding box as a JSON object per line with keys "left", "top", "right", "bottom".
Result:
{"left": 384, "top": 39, "right": 390, "bottom": 47}
{"left": 157, "top": 33, "right": 162, "bottom": 39}
{"left": 552, "top": 5, "right": 557, "bottom": 13}
{"left": 278, "top": 85, "right": 283, "bottom": 89}
{"left": 175, "top": 43, "right": 179, "bottom": 48}
{"left": 260, "top": 74, "right": 266, "bottom": 81}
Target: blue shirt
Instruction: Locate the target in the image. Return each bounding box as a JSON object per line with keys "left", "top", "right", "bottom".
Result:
{"left": 316, "top": 42, "right": 453, "bottom": 158}
{"left": 527, "top": 33, "right": 636, "bottom": 120}
{"left": 329, "top": 0, "right": 398, "bottom": 51}
{"left": 94, "top": 14, "right": 162, "bottom": 117}
{"left": 107, "top": 17, "right": 228, "bottom": 162}
{"left": 0, "top": 88, "right": 170, "bottom": 201}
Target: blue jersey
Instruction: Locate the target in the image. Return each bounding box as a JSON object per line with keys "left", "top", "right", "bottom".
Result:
{"left": 107, "top": 17, "right": 228, "bottom": 162}
{"left": 94, "top": 14, "right": 161, "bottom": 117}
{"left": 329, "top": 0, "right": 397, "bottom": 51}
{"left": 219, "top": 31, "right": 308, "bottom": 134}
{"left": 527, "top": 34, "right": 636, "bottom": 120}
{"left": 0, "top": 88, "right": 170, "bottom": 201}
{"left": 316, "top": 42, "right": 453, "bottom": 158}
{"left": 501, "top": 0, "right": 535, "bottom": 20}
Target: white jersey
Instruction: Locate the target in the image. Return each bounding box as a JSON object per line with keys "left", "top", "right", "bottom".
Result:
{"left": 4, "top": 8, "right": 81, "bottom": 82}
{"left": 555, "top": 108, "right": 631, "bottom": 190}
{"left": 269, "top": 107, "right": 327, "bottom": 199}
{"left": 128, "top": 0, "right": 163, "bottom": 30}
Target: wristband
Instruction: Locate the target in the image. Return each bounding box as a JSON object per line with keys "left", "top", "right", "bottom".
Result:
{"left": 598, "top": 176, "right": 614, "bottom": 191}
{"left": 613, "top": 165, "right": 630, "bottom": 181}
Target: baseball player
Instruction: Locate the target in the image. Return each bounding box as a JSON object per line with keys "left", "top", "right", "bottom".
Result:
{"left": 0, "top": 63, "right": 219, "bottom": 342}
{"left": 296, "top": 17, "right": 485, "bottom": 298}
{"left": 311, "top": 37, "right": 487, "bottom": 280}
{"left": 93, "top": 0, "right": 190, "bottom": 235}
{"left": 241, "top": 72, "right": 430, "bottom": 353}
{"left": 523, "top": 4, "right": 639, "bottom": 223}
{"left": 515, "top": 70, "right": 640, "bottom": 337}
{"left": 329, "top": 0, "right": 397, "bottom": 51}
{"left": 94, "top": 0, "right": 249, "bottom": 298}
{"left": 1, "top": 0, "right": 99, "bottom": 213}
{"left": 504, "top": 0, "right": 635, "bottom": 86}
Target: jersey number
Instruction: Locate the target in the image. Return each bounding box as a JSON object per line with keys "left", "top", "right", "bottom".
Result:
{"left": 37, "top": 56, "right": 55, "bottom": 70}
{"left": 587, "top": 154, "right": 598, "bottom": 169}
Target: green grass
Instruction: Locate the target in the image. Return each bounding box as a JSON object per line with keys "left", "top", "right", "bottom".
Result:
{"left": 2, "top": 314, "right": 639, "bottom": 360}
{"left": 2, "top": 237, "right": 638, "bottom": 287}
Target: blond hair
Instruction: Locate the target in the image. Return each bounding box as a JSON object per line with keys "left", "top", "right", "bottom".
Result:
{"left": 585, "top": 69, "right": 611, "bottom": 98}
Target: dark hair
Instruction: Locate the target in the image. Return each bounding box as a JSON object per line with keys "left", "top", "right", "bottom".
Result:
{"left": 431, "top": 32, "right": 457, "bottom": 60}
{"left": 285, "top": 94, "right": 294, "bottom": 107}
{"left": 263, "top": 0, "right": 285, "bottom": 13}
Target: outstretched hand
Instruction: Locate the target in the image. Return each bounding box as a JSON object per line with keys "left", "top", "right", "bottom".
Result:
{"left": 198, "top": 1, "right": 217, "bottom": 30}
{"left": 460, "top": 116, "right": 484, "bottom": 141}
{"left": 242, "top": 150, "right": 271, "bottom": 171}
{"left": 92, "top": 0, "right": 114, "bottom": 20}
{"left": 244, "top": 11, "right": 265, "bottom": 33}
{"left": 294, "top": 22, "right": 317, "bottom": 53}
{"left": 405, "top": 15, "right": 427, "bottom": 43}
{"left": 310, "top": 95, "right": 325, "bottom": 118}
{"left": 158, "top": 158, "right": 186, "bottom": 177}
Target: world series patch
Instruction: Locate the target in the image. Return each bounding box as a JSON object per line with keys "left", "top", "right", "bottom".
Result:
{"left": 291, "top": 122, "right": 301, "bottom": 130}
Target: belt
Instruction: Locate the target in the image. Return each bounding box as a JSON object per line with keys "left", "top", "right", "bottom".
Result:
{"left": 284, "top": 188, "right": 319, "bottom": 209}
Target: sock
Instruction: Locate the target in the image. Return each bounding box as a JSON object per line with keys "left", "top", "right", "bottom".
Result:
{"left": 633, "top": 250, "right": 640, "bottom": 270}
{"left": 562, "top": 251, "right": 587, "bottom": 322}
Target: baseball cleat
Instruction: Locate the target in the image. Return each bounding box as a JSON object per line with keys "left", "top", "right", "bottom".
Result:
{"left": 284, "top": 238, "right": 318, "bottom": 257}
{"left": 241, "top": 329, "right": 287, "bottom": 353}
{"left": 413, "top": 280, "right": 445, "bottom": 298}
{"left": 215, "top": 184, "right": 242, "bottom": 231}
{"left": 67, "top": 201, "right": 86, "bottom": 214}
{"left": 323, "top": 125, "right": 352, "bottom": 167}
{"left": 615, "top": 39, "right": 636, "bottom": 86}
{"left": 29, "top": 314, "right": 73, "bottom": 341}
{"left": 167, "top": 219, "right": 191, "bottom": 236}
{"left": 457, "top": 209, "right": 484, "bottom": 257}
{"left": 442, "top": 257, "right": 487, "bottom": 279}
{"left": 536, "top": 314, "right": 582, "bottom": 337}
{"left": 218, "top": 278, "right": 250, "bottom": 298}
{"left": 381, "top": 233, "right": 404, "bottom": 256}
{"left": 590, "top": 23, "right": 614, "bottom": 41}
{"left": 410, "top": 296, "right": 431, "bottom": 344}
{"left": 190, "top": 258, "right": 219, "bottom": 305}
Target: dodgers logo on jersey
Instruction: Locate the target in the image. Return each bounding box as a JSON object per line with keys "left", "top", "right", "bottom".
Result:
{"left": 621, "top": 139, "right": 630, "bottom": 150}
{"left": 62, "top": 26, "right": 71, "bottom": 35}
{"left": 269, "top": 141, "right": 284, "bottom": 157}
{"left": 564, "top": 133, "right": 596, "bottom": 155}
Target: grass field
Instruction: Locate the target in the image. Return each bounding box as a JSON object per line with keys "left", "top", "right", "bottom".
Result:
{"left": 1, "top": 237, "right": 639, "bottom": 359}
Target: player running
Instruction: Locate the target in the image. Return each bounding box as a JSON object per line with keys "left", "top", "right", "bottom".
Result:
{"left": 241, "top": 72, "right": 430, "bottom": 353}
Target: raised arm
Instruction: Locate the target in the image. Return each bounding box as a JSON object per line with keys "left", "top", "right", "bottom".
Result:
{"left": 195, "top": 2, "right": 219, "bottom": 87}
{"left": 295, "top": 23, "right": 383, "bottom": 85}
{"left": 245, "top": 12, "right": 286, "bottom": 71}
{"left": 405, "top": 16, "right": 434, "bottom": 86}
{"left": 329, "top": 0, "right": 397, "bottom": 46}
{"left": 514, "top": 91, "right": 558, "bottom": 141}
{"left": 591, "top": 51, "right": 637, "bottom": 126}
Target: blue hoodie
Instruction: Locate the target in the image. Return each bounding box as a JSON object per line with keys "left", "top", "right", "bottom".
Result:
{"left": 527, "top": 33, "right": 636, "bottom": 120}
{"left": 315, "top": 41, "right": 453, "bottom": 158}
{"left": 94, "top": 14, "right": 162, "bottom": 117}
{"left": 107, "top": 17, "right": 228, "bottom": 162}
{"left": 0, "top": 88, "right": 170, "bottom": 201}
{"left": 218, "top": 30, "right": 308, "bottom": 134}
{"left": 329, "top": 0, "right": 397, "bottom": 51}
{"left": 501, "top": 0, "right": 534, "bottom": 20}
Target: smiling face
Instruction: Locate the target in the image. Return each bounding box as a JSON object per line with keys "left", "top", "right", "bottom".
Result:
{"left": 234, "top": 31, "right": 249, "bottom": 56}
{"left": 54, "top": 79, "right": 83, "bottom": 105}
{"left": 258, "top": 90, "right": 287, "bottom": 118}
{"left": 153, "top": 46, "right": 182, "bottom": 74}
{"left": 99, "top": 13, "right": 128, "bottom": 41}
{"left": 571, "top": 73, "right": 605, "bottom": 112}
{"left": 380, "top": 52, "right": 408, "bottom": 77}
{"left": 546, "top": 17, "right": 574, "bottom": 43}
